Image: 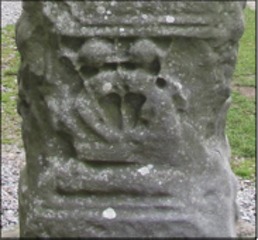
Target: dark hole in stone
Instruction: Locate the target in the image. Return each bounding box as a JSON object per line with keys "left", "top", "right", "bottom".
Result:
{"left": 124, "top": 84, "right": 130, "bottom": 92}
{"left": 140, "top": 118, "right": 149, "bottom": 126}
{"left": 124, "top": 93, "right": 146, "bottom": 127}
{"left": 121, "top": 62, "right": 137, "bottom": 71}
{"left": 99, "top": 93, "right": 122, "bottom": 129}
{"left": 85, "top": 161, "right": 137, "bottom": 168}
{"left": 156, "top": 77, "right": 167, "bottom": 88}
{"left": 80, "top": 66, "right": 99, "bottom": 77}
{"left": 154, "top": 38, "right": 172, "bottom": 49}
{"left": 98, "top": 117, "right": 104, "bottom": 123}
{"left": 56, "top": 128, "right": 78, "bottom": 159}
{"left": 102, "top": 63, "right": 117, "bottom": 71}
{"left": 150, "top": 58, "right": 161, "bottom": 74}
{"left": 60, "top": 36, "right": 85, "bottom": 51}
{"left": 124, "top": 93, "right": 146, "bottom": 110}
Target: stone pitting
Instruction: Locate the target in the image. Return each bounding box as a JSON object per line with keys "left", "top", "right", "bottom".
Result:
{"left": 16, "top": 1, "right": 245, "bottom": 238}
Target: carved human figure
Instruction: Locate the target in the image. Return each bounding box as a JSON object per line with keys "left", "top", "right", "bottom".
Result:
{"left": 17, "top": 1, "right": 245, "bottom": 237}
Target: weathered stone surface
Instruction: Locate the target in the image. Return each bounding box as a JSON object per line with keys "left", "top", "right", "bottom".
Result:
{"left": 2, "top": 219, "right": 256, "bottom": 238}
{"left": 16, "top": 1, "right": 245, "bottom": 238}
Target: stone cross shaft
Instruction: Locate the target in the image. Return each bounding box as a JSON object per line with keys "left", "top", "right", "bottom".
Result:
{"left": 16, "top": 1, "right": 245, "bottom": 237}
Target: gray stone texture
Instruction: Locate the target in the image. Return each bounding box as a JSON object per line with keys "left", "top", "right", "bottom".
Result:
{"left": 16, "top": 1, "right": 245, "bottom": 238}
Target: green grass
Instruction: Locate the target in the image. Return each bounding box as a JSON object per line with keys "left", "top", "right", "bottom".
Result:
{"left": 1, "top": 8, "right": 255, "bottom": 179}
{"left": 231, "top": 158, "right": 255, "bottom": 180}
{"left": 233, "top": 8, "right": 255, "bottom": 87}
{"left": 1, "top": 25, "right": 22, "bottom": 147}
{"left": 227, "top": 7, "right": 256, "bottom": 179}
{"left": 226, "top": 92, "right": 255, "bottom": 158}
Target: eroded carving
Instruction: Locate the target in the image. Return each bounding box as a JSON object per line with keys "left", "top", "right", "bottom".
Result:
{"left": 17, "top": 1, "right": 245, "bottom": 237}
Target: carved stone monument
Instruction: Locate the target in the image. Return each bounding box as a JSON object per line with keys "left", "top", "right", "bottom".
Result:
{"left": 16, "top": 1, "right": 245, "bottom": 237}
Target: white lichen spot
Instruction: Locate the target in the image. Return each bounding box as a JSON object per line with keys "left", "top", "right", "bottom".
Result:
{"left": 142, "top": 14, "right": 148, "bottom": 20}
{"left": 137, "top": 164, "right": 153, "bottom": 176}
{"left": 147, "top": 164, "right": 154, "bottom": 170}
{"left": 103, "top": 82, "right": 112, "bottom": 92}
{"left": 165, "top": 16, "right": 175, "bottom": 23}
{"left": 119, "top": 27, "right": 125, "bottom": 32}
{"left": 102, "top": 208, "right": 117, "bottom": 219}
{"left": 110, "top": 0, "right": 117, "bottom": 6}
{"left": 174, "top": 81, "right": 182, "bottom": 91}
{"left": 81, "top": 27, "right": 87, "bottom": 33}
{"left": 98, "top": 172, "right": 109, "bottom": 181}
{"left": 137, "top": 166, "right": 149, "bottom": 176}
{"left": 106, "top": 10, "right": 112, "bottom": 15}
{"left": 96, "top": 6, "right": 106, "bottom": 14}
